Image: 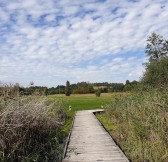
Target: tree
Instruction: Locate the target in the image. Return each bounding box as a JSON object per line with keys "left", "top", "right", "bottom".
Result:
{"left": 95, "top": 89, "right": 101, "bottom": 97}
{"left": 88, "top": 85, "right": 95, "bottom": 93}
{"left": 65, "top": 80, "right": 71, "bottom": 96}
{"left": 142, "top": 33, "right": 168, "bottom": 87}
{"left": 72, "top": 82, "right": 94, "bottom": 94}
{"left": 142, "top": 58, "right": 168, "bottom": 87}
{"left": 146, "top": 33, "right": 167, "bottom": 62}
{"left": 125, "top": 80, "right": 130, "bottom": 85}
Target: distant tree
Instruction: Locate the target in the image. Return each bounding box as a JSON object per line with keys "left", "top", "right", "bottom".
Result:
{"left": 88, "top": 85, "right": 95, "bottom": 93}
{"left": 47, "top": 87, "right": 55, "bottom": 95}
{"left": 109, "top": 83, "right": 124, "bottom": 92}
{"left": 123, "top": 80, "right": 139, "bottom": 92}
{"left": 101, "top": 87, "right": 108, "bottom": 93}
{"left": 126, "top": 80, "right": 130, "bottom": 85}
{"left": 95, "top": 89, "right": 101, "bottom": 97}
{"left": 72, "top": 82, "right": 94, "bottom": 94}
{"left": 65, "top": 80, "right": 71, "bottom": 96}
{"left": 123, "top": 84, "right": 132, "bottom": 92}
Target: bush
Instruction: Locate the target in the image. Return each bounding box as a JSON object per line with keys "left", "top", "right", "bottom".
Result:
{"left": 0, "top": 96, "right": 64, "bottom": 162}
{"left": 95, "top": 89, "right": 101, "bottom": 97}
{"left": 142, "top": 58, "right": 168, "bottom": 88}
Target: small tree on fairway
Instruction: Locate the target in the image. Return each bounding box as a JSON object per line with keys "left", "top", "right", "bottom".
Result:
{"left": 95, "top": 89, "right": 101, "bottom": 97}
{"left": 65, "top": 80, "right": 71, "bottom": 96}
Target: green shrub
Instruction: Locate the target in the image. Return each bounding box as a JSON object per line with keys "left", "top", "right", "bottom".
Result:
{"left": 95, "top": 89, "right": 101, "bottom": 97}
{"left": 142, "top": 58, "right": 168, "bottom": 87}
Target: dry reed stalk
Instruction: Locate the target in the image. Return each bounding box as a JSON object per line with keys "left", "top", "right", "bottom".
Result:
{"left": 0, "top": 96, "right": 64, "bottom": 162}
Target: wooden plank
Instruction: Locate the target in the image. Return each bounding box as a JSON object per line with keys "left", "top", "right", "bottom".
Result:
{"left": 62, "top": 110, "right": 130, "bottom": 162}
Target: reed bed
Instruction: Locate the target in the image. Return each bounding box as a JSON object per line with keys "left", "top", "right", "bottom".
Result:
{"left": 97, "top": 88, "right": 168, "bottom": 162}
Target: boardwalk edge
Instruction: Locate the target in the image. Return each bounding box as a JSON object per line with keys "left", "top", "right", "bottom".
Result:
{"left": 93, "top": 110, "right": 130, "bottom": 162}
{"left": 62, "top": 112, "right": 76, "bottom": 160}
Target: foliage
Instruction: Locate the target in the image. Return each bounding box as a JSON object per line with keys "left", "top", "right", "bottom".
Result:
{"left": 146, "top": 32, "right": 168, "bottom": 62}
{"left": 142, "top": 58, "right": 168, "bottom": 87}
{"left": 97, "top": 89, "right": 168, "bottom": 162}
{"left": 65, "top": 80, "right": 71, "bottom": 96}
{"left": 123, "top": 80, "right": 138, "bottom": 91}
{"left": 22, "top": 86, "right": 48, "bottom": 96}
{"left": 95, "top": 89, "right": 101, "bottom": 97}
{"left": 108, "top": 83, "right": 124, "bottom": 92}
{"left": 72, "top": 82, "right": 94, "bottom": 94}
{"left": 142, "top": 33, "right": 168, "bottom": 88}
{"left": 0, "top": 82, "right": 140, "bottom": 97}
{"left": 48, "top": 85, "right": 65, "bottom": 95}
{"left": 0, "top": 96, "right": 64, "bottom": 162}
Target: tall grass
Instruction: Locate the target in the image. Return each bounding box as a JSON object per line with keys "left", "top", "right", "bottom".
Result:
{"left": 0, "top": 96, "right": 64, "bottom": 162}
{"left": 97, "top": 88, "right": 168, "bottom": 162}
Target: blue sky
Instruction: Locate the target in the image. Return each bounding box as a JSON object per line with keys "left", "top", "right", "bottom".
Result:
{"left": 0, "top": 0, "right": 168, "bottom": 87}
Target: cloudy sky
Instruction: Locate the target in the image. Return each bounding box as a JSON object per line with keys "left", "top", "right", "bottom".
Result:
{"left": 0, "top": 0, "right": 168, "bottom": 87}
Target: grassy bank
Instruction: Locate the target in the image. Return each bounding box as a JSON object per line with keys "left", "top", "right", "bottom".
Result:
{"left": 97, "top": 89, "right": 168, "bottom": 162}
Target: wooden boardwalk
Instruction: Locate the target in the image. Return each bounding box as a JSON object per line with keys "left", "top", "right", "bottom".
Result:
{"left": 62, "top": 110, "right": 130, "bottom": 162}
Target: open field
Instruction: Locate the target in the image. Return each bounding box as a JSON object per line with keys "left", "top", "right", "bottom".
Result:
{"left": 49, "top": 92, "right": 126, "bottom": 111}
{"left": 49, "top": 93, "right": 115, "bottom": 135}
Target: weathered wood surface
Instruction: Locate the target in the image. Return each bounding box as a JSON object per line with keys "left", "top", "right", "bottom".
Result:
{"left": 62, "top": 110, "right": 130, "bottom": 162}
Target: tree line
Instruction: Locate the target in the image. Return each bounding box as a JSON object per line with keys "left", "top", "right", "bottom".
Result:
{"left": 0, "top": 32, "right": 167, "bottom": 97}
{"left": 0, "top": 80, "right": 138, "bottom": 96}
{"left": 0, "top": 80, "right": 138, "bottom": 97}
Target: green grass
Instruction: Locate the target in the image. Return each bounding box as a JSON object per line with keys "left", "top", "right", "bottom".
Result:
{"left": 97, "top": 89, "right": 168, "bottom": 162}
{"left": 49, "top": 93, "right": 112, "bottom": 111}
{"left": 48, "top": 93, "right": 113, "bottom": 135}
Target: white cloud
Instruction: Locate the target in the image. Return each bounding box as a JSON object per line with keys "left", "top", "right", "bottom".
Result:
{"left": 0, "top": 0, "right": 168, "bottom": 86}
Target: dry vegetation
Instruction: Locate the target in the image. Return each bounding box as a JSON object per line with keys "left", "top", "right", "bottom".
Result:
{"left": 0, "top": 85, "right": 64, "bottom": 162}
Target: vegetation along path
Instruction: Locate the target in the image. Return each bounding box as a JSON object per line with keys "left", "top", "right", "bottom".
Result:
{"left": 63, "top": 110, "right": 130, "bottom": 162}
